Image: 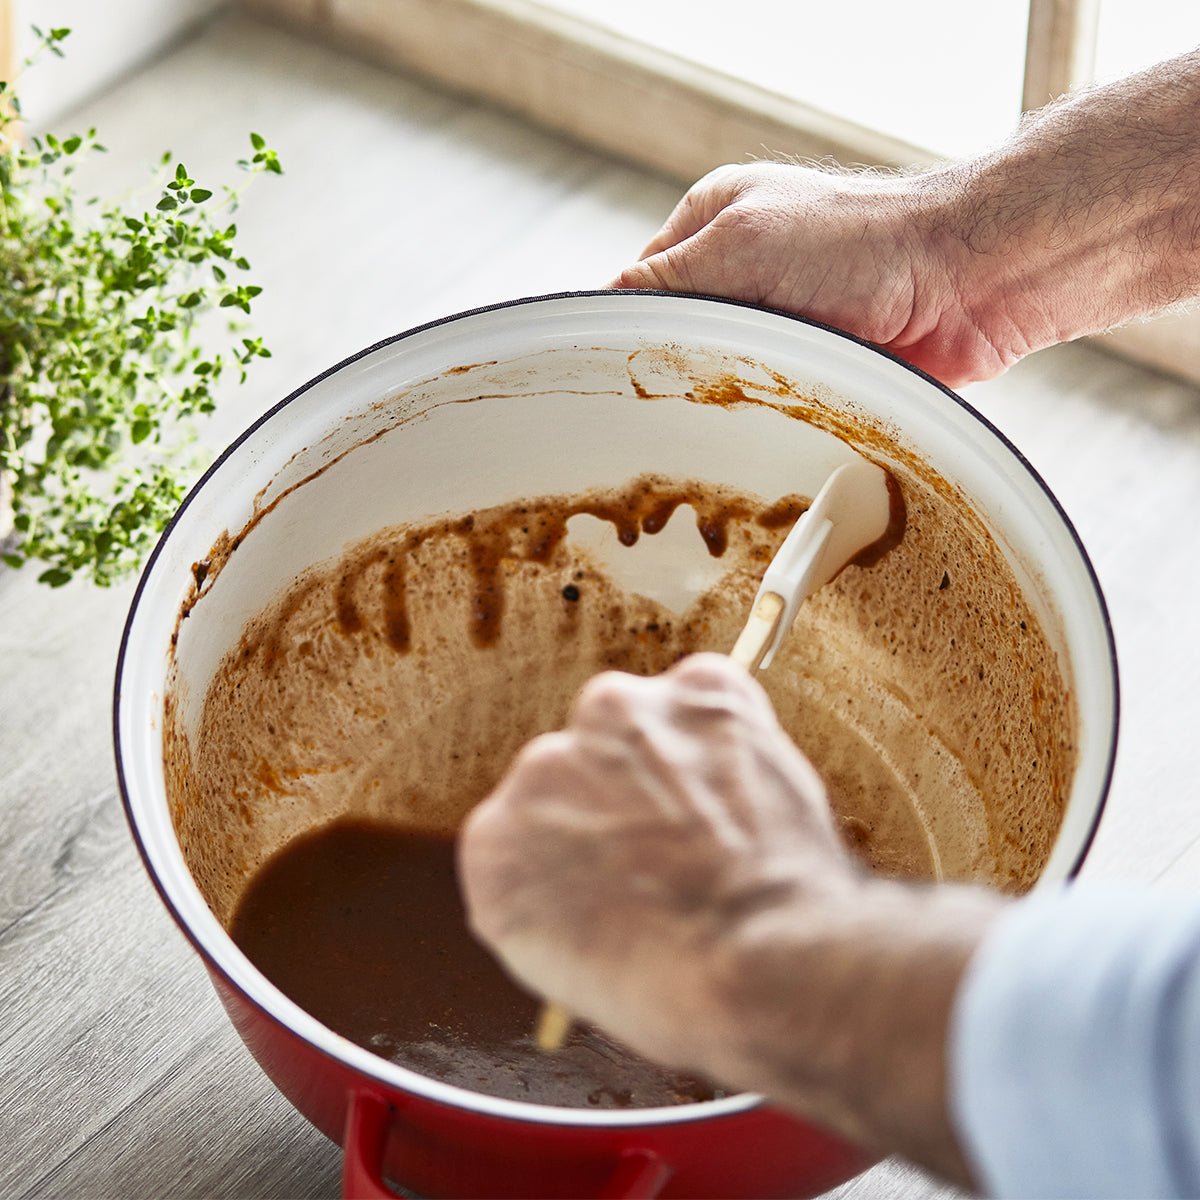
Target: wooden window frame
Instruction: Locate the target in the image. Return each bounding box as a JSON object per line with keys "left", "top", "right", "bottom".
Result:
{"left": 0, "top": 0, "right": 13, "bottom": 96}
{"left": 1023, "top": 0, "right": 1101, "bottom": 111}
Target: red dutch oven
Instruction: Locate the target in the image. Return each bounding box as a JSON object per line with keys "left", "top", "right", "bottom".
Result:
{"left": 115, "top": 292, "right": 1117, "bottom": 1198}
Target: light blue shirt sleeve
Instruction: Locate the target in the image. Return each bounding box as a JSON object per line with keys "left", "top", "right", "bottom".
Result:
{"left": 951, "top": 884, "right": 1200, "bottom": 1198}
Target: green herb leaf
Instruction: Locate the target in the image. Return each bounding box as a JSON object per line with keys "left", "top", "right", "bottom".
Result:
{"left": 0, "top": 29, "right": 283, "bottom": 587}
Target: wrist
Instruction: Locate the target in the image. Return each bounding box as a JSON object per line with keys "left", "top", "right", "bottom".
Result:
{"left": 703, "top": 877, "right": 1005, "bottom": 1185}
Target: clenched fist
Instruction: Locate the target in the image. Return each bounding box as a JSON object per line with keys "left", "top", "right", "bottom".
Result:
{"left": 458, "top": 653, "right": 856, "bottom": 1071}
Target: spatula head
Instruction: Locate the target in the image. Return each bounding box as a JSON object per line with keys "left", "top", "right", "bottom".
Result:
{"left": 803, "top": 458, "right": 893, "bottom": 592}
{"left": 752, "top": 458, "right": 893, "bottom": 669}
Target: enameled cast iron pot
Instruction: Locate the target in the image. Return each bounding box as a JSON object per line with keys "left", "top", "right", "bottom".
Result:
{"left": 114, "top": 292, "right": 1119, "bottom": 1199}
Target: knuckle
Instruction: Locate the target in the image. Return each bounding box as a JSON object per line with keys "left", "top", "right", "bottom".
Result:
{"left": 669, "top": 651, "right": 741, "bottom": 691}
{"left": 513, "top": 729, "right": 574, "bottom": 775}
{"left": 574, "top": 669, "right": 642, "bottom": 722}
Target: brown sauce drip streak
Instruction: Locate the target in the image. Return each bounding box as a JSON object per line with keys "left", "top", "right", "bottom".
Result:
{"left": 382, "top": 550, "right": 412, "bottom": 653}
{"left": 851, "top": 472, "right": 908, "bottom": 570}
{"left": 336, "top": 546, "right": 388, "bottom": 636}
{"left": 755, "top": 496, "right": 810, "bottom": 530}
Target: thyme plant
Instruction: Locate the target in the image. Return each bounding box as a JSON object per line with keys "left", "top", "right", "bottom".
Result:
{"left": 0, "top": 26, "right": 282, "bottom": 586}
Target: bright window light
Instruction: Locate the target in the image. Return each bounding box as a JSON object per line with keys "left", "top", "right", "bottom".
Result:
{"left": 542, "top": 0, "right": 1029, "bottom": 158}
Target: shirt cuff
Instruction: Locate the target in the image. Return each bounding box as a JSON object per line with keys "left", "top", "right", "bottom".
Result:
{"left": 950, "top": 883, "right": 1200, "bottom": 1199}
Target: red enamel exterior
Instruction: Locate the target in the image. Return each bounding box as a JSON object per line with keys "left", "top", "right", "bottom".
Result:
{"left": 210, "top": 969, "right": 874, "bottom": 1199}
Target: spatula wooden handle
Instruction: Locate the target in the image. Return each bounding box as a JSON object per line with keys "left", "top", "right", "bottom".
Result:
{"left": 535, "top": 1000, "right": 573, "bottom": 1051}
{"left": 728, "top": 591, "right": 786, "bottom": 673}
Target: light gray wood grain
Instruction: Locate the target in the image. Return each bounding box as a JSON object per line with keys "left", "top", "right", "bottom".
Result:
{"left": 2, "top": 8, "right": 1198, "bottom": 1200}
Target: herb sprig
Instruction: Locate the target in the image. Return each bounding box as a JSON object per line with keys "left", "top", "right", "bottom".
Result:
{"left": 0, "top": 26, "right": 281, "bottom": 586}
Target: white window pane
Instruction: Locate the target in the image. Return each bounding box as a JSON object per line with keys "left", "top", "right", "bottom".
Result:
{"left": 1094, "top": 0, "right": 1200, "bottom": 81}
{"left": 545, "top": 0, "right": 1029, "bottom": 157}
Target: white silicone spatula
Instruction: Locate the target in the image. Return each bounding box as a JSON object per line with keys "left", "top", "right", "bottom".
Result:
{"left": 535, "top": 457, "right": 894, "bottom": 1052}
{"left": 730, "top": 458, "right": 893, "bottom": 672}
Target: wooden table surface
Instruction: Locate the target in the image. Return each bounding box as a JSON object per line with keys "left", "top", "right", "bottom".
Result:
{"left": 4, "top": 11, "right": 1199, "bottom": 1199}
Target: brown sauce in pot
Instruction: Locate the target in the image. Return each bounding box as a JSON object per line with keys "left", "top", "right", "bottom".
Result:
{"left": 229, "top": 816, "right": 725, "bottom": 1108}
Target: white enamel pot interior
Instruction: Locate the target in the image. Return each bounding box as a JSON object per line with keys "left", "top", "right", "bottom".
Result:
{"left": 115, "top": 290, "right": 1118, "bottom": 1196}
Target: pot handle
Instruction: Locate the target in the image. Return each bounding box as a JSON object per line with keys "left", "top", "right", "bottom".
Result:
{"left": 342, "top": 1089, "right": 394, "bottom": 1200}
{"left": 341, "top": 1088, "right": 672, "bottom": 1199}
{"left": 597, "top": 1148, "right": 673, "bottom": 1198}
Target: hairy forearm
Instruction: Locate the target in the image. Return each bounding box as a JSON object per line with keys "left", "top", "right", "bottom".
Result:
{"left": 926, "top": 48, "right": 1200, "bottom": 356}
{"left": 702, "top": 879, "right": 1007, "bottom": 1189}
